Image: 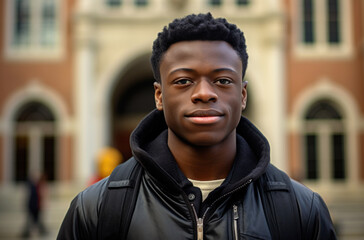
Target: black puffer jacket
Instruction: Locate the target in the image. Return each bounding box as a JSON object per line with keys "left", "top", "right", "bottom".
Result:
{"left": 57, "top": 110, "right": 336, "bottom": 239}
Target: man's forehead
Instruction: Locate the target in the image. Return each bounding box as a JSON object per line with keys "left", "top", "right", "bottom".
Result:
{"left": 166, "top": 40, "right": 234, "bottom": 53}
{"left": 161, "top": 40, "right": 242, "bottom": 69}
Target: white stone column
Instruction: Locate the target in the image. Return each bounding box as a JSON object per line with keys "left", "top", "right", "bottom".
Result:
{"left": 74, "top": 4, "right": 95, "bottom": 184}
{"left": 262, "top": 15, "right": 287, "bottom": 172}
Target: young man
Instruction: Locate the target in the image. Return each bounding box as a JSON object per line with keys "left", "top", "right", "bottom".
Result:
{"left": 58, "top": 13, "right": 336, "bottom": 239}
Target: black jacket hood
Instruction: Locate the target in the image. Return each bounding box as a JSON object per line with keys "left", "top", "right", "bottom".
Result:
{"left": 130, "top": 109, "right": 270, "bottom": 196}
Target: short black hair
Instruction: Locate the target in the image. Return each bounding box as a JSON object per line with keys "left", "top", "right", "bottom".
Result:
{"left": 151, "top": 12, "right": 248, "bottom": 82}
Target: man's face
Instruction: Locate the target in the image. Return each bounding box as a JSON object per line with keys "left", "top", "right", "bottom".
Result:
{"left": 154, "top": 41, "right": 247, "bottom": 147}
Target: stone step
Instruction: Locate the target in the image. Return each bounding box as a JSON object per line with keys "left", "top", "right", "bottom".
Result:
{"left": 327, "top": 199, "right": 364, "bottom": 240}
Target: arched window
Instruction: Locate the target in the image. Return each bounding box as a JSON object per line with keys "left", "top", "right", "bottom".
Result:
{"left": 13, "top": 101, "right": 56, "bottom": 182}
{"left": 303, "top": 99, "right": 346, "bottom": 181}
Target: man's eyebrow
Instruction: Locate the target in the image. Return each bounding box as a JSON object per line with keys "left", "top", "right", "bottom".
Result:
{"left": 169, "top": 67, "right": 238, "bottom": 75}
{"left": 169, "top": 68, "right": 195, "bottom": 75}
{"left": 212, "top": 68, "right": 239, "bottom": 74}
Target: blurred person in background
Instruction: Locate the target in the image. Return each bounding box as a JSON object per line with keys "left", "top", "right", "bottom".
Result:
{"left": 22, "top": 172, "right": 48, "bottom": 238}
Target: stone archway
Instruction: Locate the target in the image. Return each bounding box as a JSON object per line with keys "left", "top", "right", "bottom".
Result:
{"left": 111, "top": 54, "right": 155, "bottom": 160}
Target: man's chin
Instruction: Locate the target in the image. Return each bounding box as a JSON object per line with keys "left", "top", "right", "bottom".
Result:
{"left": 186, "top": 135, "right": 225, "bottom": 148}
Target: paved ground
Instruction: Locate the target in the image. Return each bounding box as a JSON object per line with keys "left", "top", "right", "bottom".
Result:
{"left": 0, "top": 183, "right": 80, "bottom": 240}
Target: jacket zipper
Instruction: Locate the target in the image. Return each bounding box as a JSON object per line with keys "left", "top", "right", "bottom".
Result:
{"left": 191, "top": 204, "right": 210, "bottom": 240}
{"left": 189, "top": 178, "right": 252, "bottom": 240}
{"left": 197, "top": 217, "right": 203, "bottom": 240}
{"left": 233, "top": 205, "right": 239, "bottom": 240}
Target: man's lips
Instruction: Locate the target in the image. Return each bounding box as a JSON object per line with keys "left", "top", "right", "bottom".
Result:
{"left": 185, "top": 109, "right": 224, "bottom": 124}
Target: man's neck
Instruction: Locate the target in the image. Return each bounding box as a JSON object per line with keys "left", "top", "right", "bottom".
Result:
{"left": 167, "top": 130, "right": 237, "bottom": 181}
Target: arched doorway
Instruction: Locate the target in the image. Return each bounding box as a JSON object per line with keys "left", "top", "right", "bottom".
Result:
{"left": 111, "top": 54, "right": 155, "bottom": 160}
{"left": 13, "top": 101, "right": 57, "bottom": 182}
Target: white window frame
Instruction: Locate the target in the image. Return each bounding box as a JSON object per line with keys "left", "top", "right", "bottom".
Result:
{"left": 302, "top": 118, "right": 346, "bottom": 183}
{"left": 292, "top": 0, "right": 353, "bottom": 59}
{"left": 15, "top": 121, "right": 56, "bottom": 180}
{"left": 4, "top": 0, "right": 64, "bottom": 61}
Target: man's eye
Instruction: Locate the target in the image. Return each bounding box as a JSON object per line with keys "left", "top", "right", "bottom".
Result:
{"left": 175, "top": 79, "right": 192, "bottom": 85}
{"left": 216, "top": 78, "right": 232, "bottom": 85}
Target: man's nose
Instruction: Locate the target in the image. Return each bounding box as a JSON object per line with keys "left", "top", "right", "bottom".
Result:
{"left": 191, "top": 79, "right": 218, "bottom": 103}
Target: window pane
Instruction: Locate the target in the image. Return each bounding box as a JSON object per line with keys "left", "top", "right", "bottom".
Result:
{"left": 14, "top": 0, "right": 31, "bottom": 46}
{"left": 302, "top": 0, "right": 315, "bottom": 43}
{"left": 106, "top": 0, "right": 122, "bottom": 6}
{"left": 41, "top": 0, "right": 57, "bottom": 46}
{"left": 236, "top": 0, "right": 250, "bottom": 5}
{"left": 306, "top": 134, "right": 318, "bottom": 179}
{"left": 332, "top": 134, "right": 345, "bottom": 179}
{"left": 15, "top": 136, "right": 29, "bottom": 182}
{"left": 135, "top": 0, "right": 148, "bottom": 6}
{"left": 305, "top": 100, "right": 342, "bottom": 120}
{"left": 43, "top": 136, "right": 56, "bottom": 181}
{"left": 209, "top": 0, "right": 222, "bottom": 6}
{"left": 15, "top": 101, "right": 55, "bottom": 122}
{"left": 327, "top": 0, "right": 340, "bottom": 43}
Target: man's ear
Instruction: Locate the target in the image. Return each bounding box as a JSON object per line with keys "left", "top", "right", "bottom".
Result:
{"left": 154, "top": 82, "right": 163, "bottom": 111}
{"left": 242, "top": 81, "right": 248, "bottom": 110}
